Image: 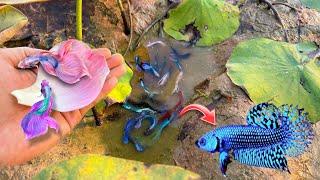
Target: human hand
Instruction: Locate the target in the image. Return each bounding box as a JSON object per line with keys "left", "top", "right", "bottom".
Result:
{"left": 0, "top": 47, "right": 126, "bottom": 165}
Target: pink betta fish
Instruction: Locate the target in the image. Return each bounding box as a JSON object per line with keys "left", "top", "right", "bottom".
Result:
{"left": 21, "top": 80, "right": 59, "bottom": 140}
{"left": 18, "top": 39, "right": 92, "bottom": 84}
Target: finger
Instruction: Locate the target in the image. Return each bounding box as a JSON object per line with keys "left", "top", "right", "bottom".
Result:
{"left": 107, "top": 53, "right": 124, "bottom": 69}
{"left": 79, "top": 76, "right": 118, "bottom": 116}
{"left": 107, "top": 64, "right": 127, "bottom": 79}
{"left": 0, "top": 47, "right": 44, "bottom": 67}
{"left": 92, "top": 48, "right": 111, "bottom": 59}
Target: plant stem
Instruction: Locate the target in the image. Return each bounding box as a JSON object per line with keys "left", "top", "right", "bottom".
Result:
{"left": 76, "top": 0, "right": 101, "bottom": 126}
{"left": 76, "top": 0, "right": 83, "bottom": 40}
{"left": 124, "top": 0, "right": 133, "bottom": 56}
{"left": 117, "top": 0, "right": 131, "bottom": 35}
{"left": 92, "top": 107, "right": 103, "bottom": 126}
{"left": 133, "top": 3, "right": 177, "bottom": 50}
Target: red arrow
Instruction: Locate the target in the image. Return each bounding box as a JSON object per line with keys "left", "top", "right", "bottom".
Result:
{"left": 179, "top": 104, "right": 216, "bottom": 125}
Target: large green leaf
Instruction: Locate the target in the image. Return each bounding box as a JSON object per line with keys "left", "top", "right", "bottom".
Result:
{"left": 107, "top": 65, "right": 133, "bottom": 103}
{"left": 163, "top": 0, "right": 240, "bottom": 46}
{"left": 226, "top": 38, "right": 320, "bottom": 123}
{"left": 300, "top": 0, "right": 320, "bottom": 11}
{"left": 33, "top": 154, "right": 200, "bottom": 179}
{"left": 0, "top": 5, "right": 28, "bottom": 44}
{"left": 0, "top": 0, "right": 47, "bottom": 4}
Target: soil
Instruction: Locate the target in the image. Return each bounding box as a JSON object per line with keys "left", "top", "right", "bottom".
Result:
{"left": 1, "top": 0, "right": 320, "bottom": 179}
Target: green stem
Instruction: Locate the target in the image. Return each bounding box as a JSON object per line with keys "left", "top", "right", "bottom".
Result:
{"left": 76, "top": 0, "right": 82, "bottom": 40}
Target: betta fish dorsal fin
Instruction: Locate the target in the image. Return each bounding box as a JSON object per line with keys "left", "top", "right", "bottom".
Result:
{"left": 246, "top": 103, "right": 280, "bottom": 129}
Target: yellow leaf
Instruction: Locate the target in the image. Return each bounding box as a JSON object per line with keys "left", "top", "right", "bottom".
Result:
{"left": 0, "top": 5, "right": 28, "bottom": 44}
{"left": 107, "top": 65, "right": 133, "bottom": 103}
{"left": 33, "top": 154, "right": 201, "bottom": 179}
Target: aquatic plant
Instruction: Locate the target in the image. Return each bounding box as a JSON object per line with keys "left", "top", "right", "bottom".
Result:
{"left": 163, "top": 0, "right": 240, "bottom": 46}
{"left": 107, "top": 66, "right": 133, "bottom": 103}
{"left": 76, "top": 0, "right": 82, "bottom": 40}
{"left": 300, "top": 0, "right": 320, "bottom": 11}
{"left": 196, "top": 103, "right": 314, "bottom": 176}
{"left": 0, "top": 0, "right": 50, "bottom": 45}
{"left": 227, "top": 38, "right": 320, "bottom": 122}
{"left": 0, "top": 5, "right": 27, "bottom": 45}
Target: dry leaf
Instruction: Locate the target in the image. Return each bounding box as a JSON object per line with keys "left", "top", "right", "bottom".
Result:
{"left": 0, "top": 5, "right": 28, "bottom": 44}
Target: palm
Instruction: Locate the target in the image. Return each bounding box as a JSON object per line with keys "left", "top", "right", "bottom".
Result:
{"left": 0, "top": 47, "right": 126, "bottom": 165}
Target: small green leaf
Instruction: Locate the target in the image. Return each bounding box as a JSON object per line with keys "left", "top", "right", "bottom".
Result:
{"left": 0, "top": 5, "right": 28, "bottom": 44}
{"left": 33, "top": 154, "right": 200, "bottom": 179}
{"left": 107, "top": 65, "right": 133, "bottom": 103}
{"left": 300, "top": 0, "right": 320, "bottom": 11}
{"left": 163, "top": 0, "right": 240, "bottom": 46}
{"left": 226, "top": 38, "right": 320, "bottom": 123}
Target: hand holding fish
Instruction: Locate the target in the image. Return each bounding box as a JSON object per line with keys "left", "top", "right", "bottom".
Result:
{"left": 0, "top": 47, "right": 126, "bottom": 165}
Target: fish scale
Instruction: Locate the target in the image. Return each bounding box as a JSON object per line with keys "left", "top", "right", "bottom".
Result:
{"left": 234, "top": 144, "right": 289, "bottom": 171}
{"left": 215, "top": 125, "right": 286, "bottom": 150}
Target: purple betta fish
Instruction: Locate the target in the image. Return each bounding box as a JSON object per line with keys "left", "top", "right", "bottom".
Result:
{"left": 21, "top": 80, "right": 59, "bottom": 140}
{"left": 18, "top": 39, "right": 91, "bottom": 84}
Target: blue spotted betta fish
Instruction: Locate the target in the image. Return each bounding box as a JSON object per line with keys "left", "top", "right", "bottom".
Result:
{"left": 195, "top": 103, "right": 314, "bottom": 176}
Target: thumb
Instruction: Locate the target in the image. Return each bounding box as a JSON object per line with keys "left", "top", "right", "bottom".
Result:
{"left": 0, "top": 47, "right": 45, "bottom": 67}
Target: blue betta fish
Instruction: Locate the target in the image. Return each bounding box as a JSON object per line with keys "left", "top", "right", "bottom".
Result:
{"left": 195, "top": 103, "right": 314, "bottom": 176}
{"left": 139, "top": 78, "right": 159, "bottom": 98}
{"left": 122, "top": 111, "right": 158, "bottom": 152}
{"left": 169, "top": 47, "right": 191, "bottom": 71}
{"left": 135, "top": 56, "right": 160, "bottom": 77}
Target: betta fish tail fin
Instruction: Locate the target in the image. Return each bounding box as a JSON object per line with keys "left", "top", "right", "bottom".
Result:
{"left": 279, "top": 105, "right": 314, "bottom": 157}
{"left": 234, "top": 144, "right": 290, "bottom": 172}
{"left": 246, "top": 103, "right": 313, "bottom": 157}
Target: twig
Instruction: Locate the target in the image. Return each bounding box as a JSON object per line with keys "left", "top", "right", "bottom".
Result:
{"left": 117, "top": 0, "right": 131, "bottom": 35}
{"left": 124, "top": 0, "right": 133, "bottom": 56}
{"left": 133, "top": 3, "right": 177, "bottom": 51}
{"left": 76, "top": 0, "right": 82, "bottom": 40}
{"left": 272, "top": 2, "right": 299, "bottom": 12}
{"left": 271, "top": 2, "right": 302, "bottom": 42}
{"left": 259, "top": 0, "right": 289, "bottom": 42}
{"left": 92, "top": 107, "right": 103, "bottom": 126}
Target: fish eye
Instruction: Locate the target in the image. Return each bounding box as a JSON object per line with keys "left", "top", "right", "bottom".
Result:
{"left": 199, "top": 138, "right": 206, "bottom": 146}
